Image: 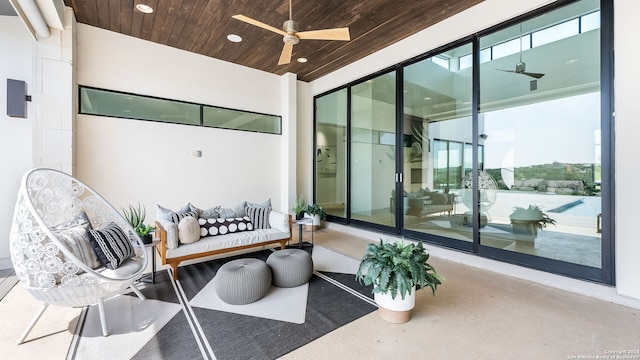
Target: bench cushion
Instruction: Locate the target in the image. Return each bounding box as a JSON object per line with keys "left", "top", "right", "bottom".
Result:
{"left": 166, "top": 228, "right": 288, "bottom": 259}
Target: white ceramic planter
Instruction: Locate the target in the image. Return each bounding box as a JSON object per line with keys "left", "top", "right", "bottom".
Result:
{"left": 304, "top": 214, "right": 321, "bottom": 230}
{"left": 374, "top": 286, "right": 416, "bottom": 323}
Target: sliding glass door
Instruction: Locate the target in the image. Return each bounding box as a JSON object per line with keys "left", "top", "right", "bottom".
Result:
{"left": 350, "top": 72, "right": 397, "bottom": 227}
{"left": 402, "top": 43, "right": 473, "bottom": 242}
{"left": 315, "top": 89, "right": 348, "bottom": 219}
{"left": 313, "top": 0, "right": 611, "bottom": 283}
{"left": 478, "top": 0, "right": 603, "bottom": 270}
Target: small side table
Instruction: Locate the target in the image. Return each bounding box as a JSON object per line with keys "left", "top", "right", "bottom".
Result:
{"left": 294, "top": 218, "right": 314, "bottom": 248}
{"left": 140, "top": 239, "right": 160, "bottom": 284}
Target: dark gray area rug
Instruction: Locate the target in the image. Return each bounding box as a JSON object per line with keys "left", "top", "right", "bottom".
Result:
{"left": 70, "top": 245, "right": 376, "bottom": 360}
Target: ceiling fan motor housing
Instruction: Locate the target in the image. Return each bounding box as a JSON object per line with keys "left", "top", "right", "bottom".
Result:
{"left": 283, "top": 20, "right": 299, "bottom": 34}
{"left": 515, "top": 62, "right": 526, "bottom": 73}
{"left": 283, "top": 20, "right": 300, "bottom": 44}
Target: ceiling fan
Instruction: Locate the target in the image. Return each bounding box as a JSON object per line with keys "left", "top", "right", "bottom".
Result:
{"left": 496, "top": 24, "right": 545, "bottom": 79}
{"left": 232, "top": 0, "right": 350, "bottom": 65}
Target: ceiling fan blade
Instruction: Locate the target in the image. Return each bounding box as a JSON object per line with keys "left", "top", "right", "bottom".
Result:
{"left": 522, "top": 72, "right": 545, "bottom": 79}
{"left": 496, "top": 69, "right": 546, "bottom": 79}
{"left": 296, "top": 27, "right": 350, "bottom": 41}
{"left": 232, "top": 14, "right": 288, "bottom": 37}
{"left": 278, "top": 42, "right": 294, "bottom": 65}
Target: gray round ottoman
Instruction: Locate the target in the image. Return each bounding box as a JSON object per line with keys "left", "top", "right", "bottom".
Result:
{"left": 266, "top": 249, "right": 313, "bottom": 288}
{"left": 214, "top": 258, "right": 272, "bottom": 305}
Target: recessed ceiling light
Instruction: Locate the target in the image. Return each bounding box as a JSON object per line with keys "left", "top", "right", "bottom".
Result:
{"left": 227, "top": 34, "right": 242, "bottom": 43}
{"left": 297, "top": 57, "right": 308, "bottom": 63}
{"left": 135, "top": 4, "right": 154, "bottom": 14}
{"left": 424, "top": 97, "right": 432, "bottom": 101}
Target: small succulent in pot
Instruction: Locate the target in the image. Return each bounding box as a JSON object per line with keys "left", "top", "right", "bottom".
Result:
{"left": 121, "top": 203, "right": 155, "bottom": 244}
{"left": 292, "top": 195, "right": 308, "bottom": 220}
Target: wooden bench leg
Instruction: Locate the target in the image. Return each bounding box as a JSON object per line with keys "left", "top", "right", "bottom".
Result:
{"left": 170, "top": 262, "right": 179, "bottom": 280}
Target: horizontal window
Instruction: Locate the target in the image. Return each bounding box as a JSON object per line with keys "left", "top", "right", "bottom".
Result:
{"left": 203, "top": 106, "right": 281, "bottom": 134}
{"left": 80, "top": 87, "right": 200, "bottom": 125}
{"left": 79, "top": 86, "right": 281, "bottom": 135}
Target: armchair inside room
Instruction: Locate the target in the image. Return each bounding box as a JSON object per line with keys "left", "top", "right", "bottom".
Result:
{"left": 9, "top": 168, "right": 148, "bottom": 344}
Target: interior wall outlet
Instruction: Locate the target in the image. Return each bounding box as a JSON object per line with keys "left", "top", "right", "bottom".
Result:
{"left": 191, "top": 150, "right": 202, "bottom": 158}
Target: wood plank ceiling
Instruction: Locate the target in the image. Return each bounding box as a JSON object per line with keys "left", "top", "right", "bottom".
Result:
{"left": 64, "top": 0, "right": 483, "bottom": 82}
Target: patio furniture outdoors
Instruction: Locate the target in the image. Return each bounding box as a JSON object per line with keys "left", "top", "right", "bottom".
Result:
{"left": 9, "top": 168, "right": 148, "bottom": 343}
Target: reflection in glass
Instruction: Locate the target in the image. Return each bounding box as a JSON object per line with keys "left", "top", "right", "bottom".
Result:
{"left": 402, "top": 43, "right": 473, "bottom": 241}
{"left": 478, "top": 0, "right": 602, "bottom": 268}
{"left": 315, "top": 89, "right": 347, "bottom": 218}
{"left": 350, "top": 73, "right": 396, "bottom": 225}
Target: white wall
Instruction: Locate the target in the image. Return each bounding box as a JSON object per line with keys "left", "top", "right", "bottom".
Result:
{"left": 295, "top": 80, "right": 313, "bottom": 203}
{"left": 613, "top": 0, "right": 640, "bottom": 300}
{"left": 306, "top": 0, "right": 640, "bottom": 301}
{"left": 76, "top": 24, "right": 288, "bottom": 219}
{"left": 0, "top": 16, "right": 34, "bottom": 269}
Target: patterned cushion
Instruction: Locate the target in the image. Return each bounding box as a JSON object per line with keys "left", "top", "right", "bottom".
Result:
{"left": 52, "top": 212, "right": 102, "bottom": 269}
{"left": 246, "top": 206, "right": 271, "bottom": 229}
{"left": 178, "top": 216, "right": 201, "bottom": 244}
{"left": 199, "top": 217, "right": 253, "bottom": 237}
{"left": 56, "top": 225, "right": 103, "bottom": 269}
{"left": 170, "top": 210, "right": 198, "bottom": 224}
{"left": 87, "top": 222, "right": 135, "bottom": 270}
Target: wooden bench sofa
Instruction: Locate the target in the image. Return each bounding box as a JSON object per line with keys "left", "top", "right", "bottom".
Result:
{"left": 155, "top": 209, "right": 292, "bottom": 280}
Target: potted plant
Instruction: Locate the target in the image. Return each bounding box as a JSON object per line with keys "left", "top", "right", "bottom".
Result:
{"left": 356, "top": 239, "right": 443, "bottom": 323}
{"left": 292, "top": 195, "right": 308, "bottom": 220}
{"left": 509, "top": 205, "right": 556, "bottom": 241}
{"left": 121, "top": 203, "right": 155, "bottom": 244}
{"left": 304, "top": 203, "right": 327, "bottom": 229}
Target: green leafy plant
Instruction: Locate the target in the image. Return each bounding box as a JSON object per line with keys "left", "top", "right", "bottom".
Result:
{"left": 510, "top": 205, "right": 556, "bottom": 229}
{"left": 121, "top": 203, "right": 155, "bottom": 237}
{"left": 304, "top": 203, "right": 327, "bottom": 220}
{"left": 292, "top": 195, "right": 308, "bottom": 215}
{"left": 356, "top": 239, "right": 443, "bottom": 300}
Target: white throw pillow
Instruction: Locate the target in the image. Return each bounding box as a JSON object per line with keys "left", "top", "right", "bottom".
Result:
{"left": 178, "top": 216, "right": 200, "bottom": 244}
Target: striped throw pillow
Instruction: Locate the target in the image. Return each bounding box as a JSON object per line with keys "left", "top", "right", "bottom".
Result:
{"left": 246, "top": 206, "right": 271, "bottom": 229}
{"left": 87, "top": 222, "right": 135, "bottom": 270}
{"left": 170, "top": 210, "right": 198, "bottom": 224}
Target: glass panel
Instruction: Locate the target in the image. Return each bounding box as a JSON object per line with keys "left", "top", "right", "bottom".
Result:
{"left": 459, "top": 54, "right": 472, "bottom": 70}
{"left": 315, "top": 89, "right": 348, "bottom": 218}
{"left": 351, "top": 73, "right": 396, "bottom": 226}
{"left": 432, "top": 56, "right": 450, "bottom": 70}
{"left": 203, "top": 106, "right": 281, "bottom": 134}
{"left": 532, "top": 18, "right": 579, "bottom": 48}
{"left": 80, "top": 86, "right": 281, "bottom": 135}
{"left": 80, "top": 87, "right": 200, "bottom": 125}
{"left": 492, "top": 36, "right": 531, "bottom": 60}
{"left": 479, "top": 0, "right": 601, "bottom": 268}
{"left": 479, "top": 48, "right": 491, "bottom": 64}
{"left": 402, "top": 42, "right": 473, "bottom": 241}
{"left": 581, "top": 11, "right": 600, "bottom": 33}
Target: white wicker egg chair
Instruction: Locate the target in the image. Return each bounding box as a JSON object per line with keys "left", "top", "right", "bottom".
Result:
{"left": 9, "top": 168, "right": 148, "bottom": 343}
